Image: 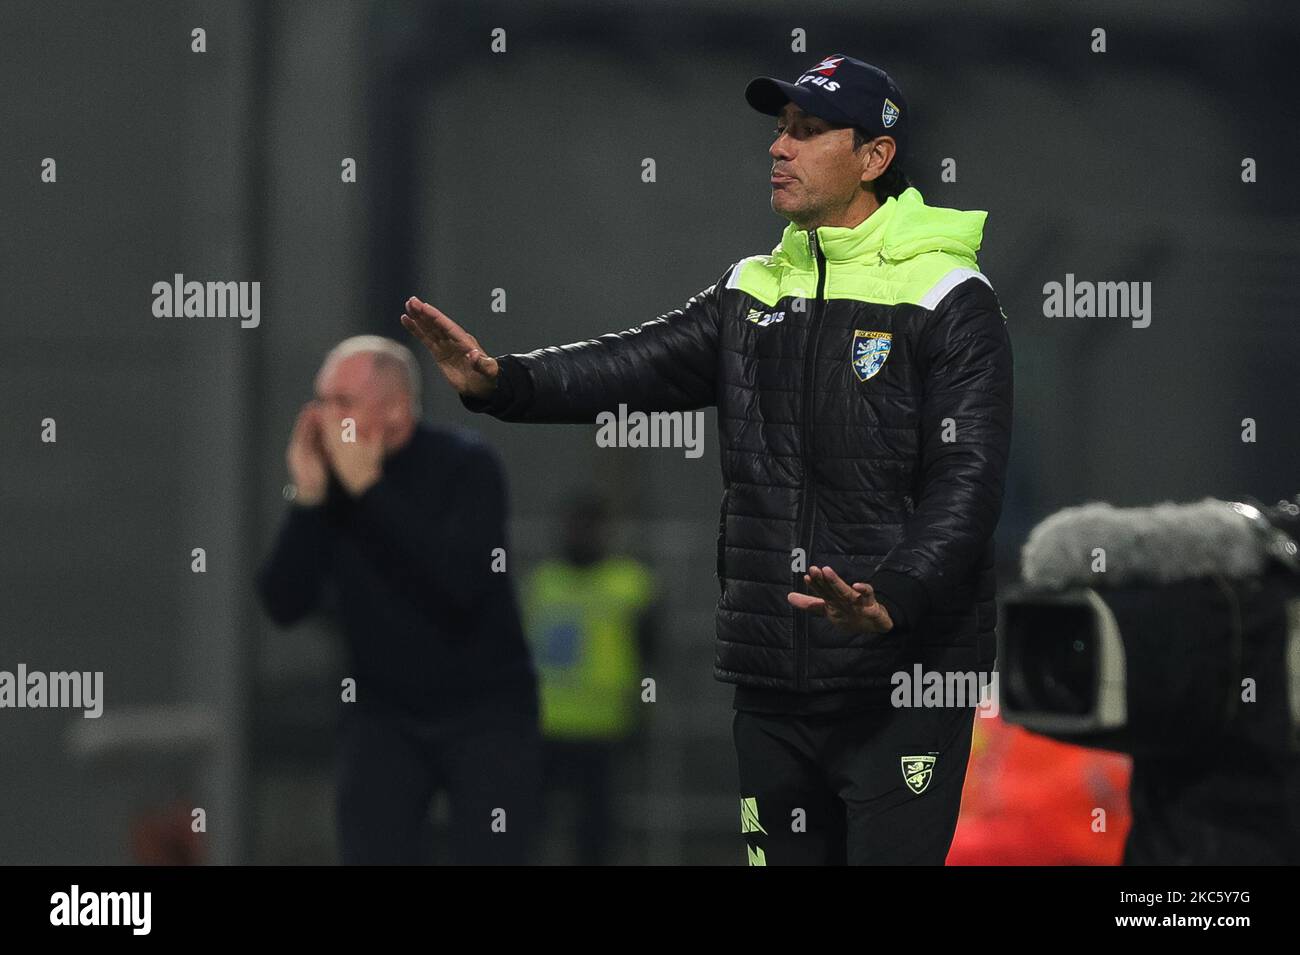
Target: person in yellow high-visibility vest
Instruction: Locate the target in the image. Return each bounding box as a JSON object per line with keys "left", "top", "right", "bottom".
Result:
{"left": 522, "top": 489, "right": 658, "bottom": 865}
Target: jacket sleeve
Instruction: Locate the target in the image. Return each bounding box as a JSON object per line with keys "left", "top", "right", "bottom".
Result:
{"left": 870, "top": 275, "right": 1013, "bottom": 632}
{"left": 256, "top": 502, "right": 334, "bottom": 627}
{"left": 459, "top": 263, "right": 734, "bottom": 423}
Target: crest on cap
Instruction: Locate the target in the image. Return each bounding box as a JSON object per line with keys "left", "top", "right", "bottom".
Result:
{"left": 882, "top": 97, "right": 900, "bottom": 128}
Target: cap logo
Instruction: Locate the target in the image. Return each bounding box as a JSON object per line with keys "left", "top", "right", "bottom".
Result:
{"left": 882, "top": 97, "right": 900, "bottom": 128}
{"left": 796, "top": 74, "right": 842, "bottom": 92}
{"left": 811, "top": 55, "right": 844, "bottom": 75}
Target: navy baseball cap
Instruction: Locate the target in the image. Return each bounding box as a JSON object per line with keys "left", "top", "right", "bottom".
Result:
{"left": 745, "top": 54, "right": 909, "bottom": 157}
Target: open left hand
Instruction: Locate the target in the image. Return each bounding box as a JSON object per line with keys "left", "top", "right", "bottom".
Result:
{"left": 320, "top": 411, "right": 384, "bottom": 497}
{"left": 787, "top": 565, "right": 894, "bottom": 634}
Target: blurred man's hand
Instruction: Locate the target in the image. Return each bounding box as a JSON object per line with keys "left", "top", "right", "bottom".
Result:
{"left": 400, "top": 296, "right": 499, "bottom": 399}
{"left": 321, "top": 411, "right": 383, "bottom": 497}
{"left": 788, "top": 565, "right": 895, "bottom": 634}
{"left": 286, "top": 402, "right": 329, "bottom": 505}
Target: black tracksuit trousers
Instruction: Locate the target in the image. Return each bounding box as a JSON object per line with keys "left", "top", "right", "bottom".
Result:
{"left": 733, "top": 702, "right": 976, "bottom": 865}
{"left": 335, "top": 701, "right": 541, "bottom": 865}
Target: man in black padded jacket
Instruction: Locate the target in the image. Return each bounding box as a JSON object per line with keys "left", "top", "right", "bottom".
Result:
{"left": 403, "top": 54, "right": 1013, "bottom": 865}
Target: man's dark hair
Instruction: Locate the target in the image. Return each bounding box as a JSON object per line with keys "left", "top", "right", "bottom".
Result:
{"left": 849, "top": 125, "right": 911, "bottom": 202}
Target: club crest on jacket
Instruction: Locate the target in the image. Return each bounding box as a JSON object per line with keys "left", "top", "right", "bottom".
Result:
{"left": 852, "top": 329, "right": 892, "bottom": 381}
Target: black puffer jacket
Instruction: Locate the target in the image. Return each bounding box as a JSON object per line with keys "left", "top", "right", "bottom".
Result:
{"left": 462, "top": 187, "right": 1013, "bottom": 693}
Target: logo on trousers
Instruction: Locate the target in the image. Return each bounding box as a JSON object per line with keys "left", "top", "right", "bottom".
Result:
{"left": 901, "top": 754, "right": 937, "bottom": 795}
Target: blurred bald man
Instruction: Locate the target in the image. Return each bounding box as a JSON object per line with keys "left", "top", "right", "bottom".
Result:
{"left": 256, "top": 335, "right": 541, "bottom": 865}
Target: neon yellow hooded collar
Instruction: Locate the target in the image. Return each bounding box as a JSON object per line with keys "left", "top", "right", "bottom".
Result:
{"left": 776, "top": 187, "right": 987, "bottom": 267}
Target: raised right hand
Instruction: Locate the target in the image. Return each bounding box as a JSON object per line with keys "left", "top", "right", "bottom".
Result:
{"left": 401, "top": 296, "right": 500, "bottom": 399}
{"left": 286, "top": 401, "right": 329, "bottom": 505}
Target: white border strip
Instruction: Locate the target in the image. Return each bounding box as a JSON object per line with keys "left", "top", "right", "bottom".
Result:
{"left": 918, "top": 267, "right": 991, "bottom": 310}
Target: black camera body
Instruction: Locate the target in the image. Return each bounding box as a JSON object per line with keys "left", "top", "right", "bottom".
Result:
{"left": 1000, "top": 496, "right": 1300, "bottom": 758}
{"left": 1000, "top": 495, "right": 1300, "bottom": 863}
